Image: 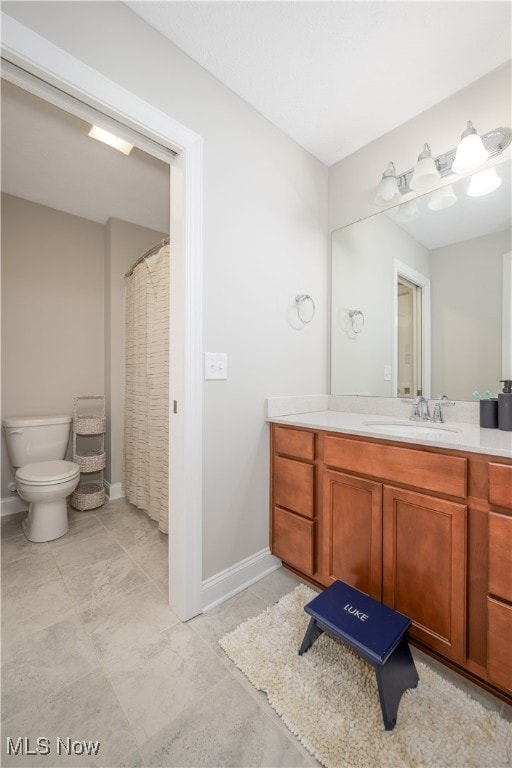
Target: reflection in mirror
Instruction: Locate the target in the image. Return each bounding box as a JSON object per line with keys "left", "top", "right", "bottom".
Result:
{"left": 331, "top": 160, "right": 512, "bottom": 401}
{"left": 397, "top": 277, "right": 422, "bottom": 397}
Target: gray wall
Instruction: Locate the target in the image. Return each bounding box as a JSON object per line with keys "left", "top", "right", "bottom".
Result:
{"left": 2, "top": 2, "right": 329, "bottom": 580}
{"left": 1, "top": 193, "right": 165, "bottom": 498}
{"left": 1, "top": 194, "right": 104, "bottom": 494}
{"left": 430, "top": 229, "right": 511, "bottom": 399}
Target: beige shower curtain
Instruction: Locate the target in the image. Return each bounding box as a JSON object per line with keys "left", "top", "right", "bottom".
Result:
{"left": 124, "top": 243, "right": 169, "bottom": 533}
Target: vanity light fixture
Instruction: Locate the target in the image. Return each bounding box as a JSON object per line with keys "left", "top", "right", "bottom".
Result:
{"left": 374, "top": 162, "right": 401, "bottom": 206}
{"left": 87, "top": 125, "right": 134, "bottom": 155}
{"left": 451, "top": 121, "right": 489, "bottom": 174}
{"left": 467, "top": 167, "right": 502, "bottom": 197}
{"left": 409, "top": 144, "right": 441, "bottom": 191}
{"left": 373, "top": 124, "right": 510, "bottom": 207}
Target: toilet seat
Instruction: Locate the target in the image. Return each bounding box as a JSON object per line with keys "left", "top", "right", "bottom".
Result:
{"left": 16, "top": 460, "right": 80, "bottom": 486}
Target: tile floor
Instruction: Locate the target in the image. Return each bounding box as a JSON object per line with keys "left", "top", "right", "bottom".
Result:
{"left": 1, "top": 498, "right": 510, "bottom": 768}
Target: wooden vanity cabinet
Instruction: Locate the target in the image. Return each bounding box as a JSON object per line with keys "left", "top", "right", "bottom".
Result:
{"left": 270, "top": 422, "right": 512, "bottom": 701}
{"left": 487, "top": 463, "right": 512, "bottom": 693}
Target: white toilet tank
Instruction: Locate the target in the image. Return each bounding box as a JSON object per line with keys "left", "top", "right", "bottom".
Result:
{"left": 2, "top": 415, "right": 72, "bottom": 467}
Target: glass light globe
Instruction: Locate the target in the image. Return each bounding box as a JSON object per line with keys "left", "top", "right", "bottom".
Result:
{"left": 467, "top": 168, "right": 502, "bottom": 197}
{"left": 392, "top": 200, "right": 420, "bottom": 222}
{"left": 374, "top": 162, "right": 401, "bottom": 206}
{"left": 410, "top": 144, "right": 441, "bottom": 191}
{"left": 452, "top": 122, "right": 489, "bottom": 174}
{"left": 428, "top": 185, "right": 457, "bottom": 211}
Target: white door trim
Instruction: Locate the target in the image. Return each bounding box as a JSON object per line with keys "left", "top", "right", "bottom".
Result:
{"left": 1, "top": 13, "right": 203, "bottom": 620}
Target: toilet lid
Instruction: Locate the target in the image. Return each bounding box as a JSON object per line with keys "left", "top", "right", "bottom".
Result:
{"left": 16, "top": 460, "right": 80, "bottom": 485}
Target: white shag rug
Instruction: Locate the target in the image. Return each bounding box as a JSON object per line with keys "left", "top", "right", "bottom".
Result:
{"left": 219, "top": 584, "right": 512, "bottom": 768}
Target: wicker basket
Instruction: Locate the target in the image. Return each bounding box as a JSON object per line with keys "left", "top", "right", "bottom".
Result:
{"left": 73, "top": 396, "right": 106, "bottom": 434}
{"left": 71, "top": 482, "right": 105, "bottom": 511}
{"left": 73, "top": 415, "right": 106, "bottom": 434}
{"left": 71, "top": 396, "right": 106, "bottom": 511}
{"left": 73, "top": 449, "right": 106, "bottom": 473}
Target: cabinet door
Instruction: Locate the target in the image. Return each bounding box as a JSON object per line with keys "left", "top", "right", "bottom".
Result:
{"left": 489, "top": 512, "right": 512, "bottom": 602}
{"left": 323, "top": 470, "right": 382, "bottom": 600}
{"left": 383, "top": 486, "right": 467, "bottom": 663}
{"left": 487, "top": 597, "right": 512, "bottom": 692}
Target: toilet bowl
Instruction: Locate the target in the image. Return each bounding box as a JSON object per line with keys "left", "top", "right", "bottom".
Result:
{"left": 2, "top": 414, "right": 80, "bottom": 543}
{"left": 16, "top": 460, "right": 80, "bottom": 542}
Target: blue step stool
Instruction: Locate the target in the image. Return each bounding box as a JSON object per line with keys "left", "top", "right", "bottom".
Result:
{"left": 299, "top": 580, "right": 419, "bottom": 730}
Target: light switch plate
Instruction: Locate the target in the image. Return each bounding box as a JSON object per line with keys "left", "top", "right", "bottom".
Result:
{"left": 384, "top": 365, "right": 392, "bottom": 381}
{"left": 204, "top": 352, "right": 228, "bottom": 380}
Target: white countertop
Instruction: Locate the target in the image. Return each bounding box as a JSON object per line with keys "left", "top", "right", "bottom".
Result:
{"left": 267, "top": 410, "right": 512, "bottom": 459}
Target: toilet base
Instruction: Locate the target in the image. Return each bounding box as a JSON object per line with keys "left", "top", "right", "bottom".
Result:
{"left": 22, "top": 499, "right": 69, "bottom": 542}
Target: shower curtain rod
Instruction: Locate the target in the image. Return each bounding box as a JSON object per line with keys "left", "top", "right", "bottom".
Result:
{"left": 125, "top": 237, "right": 170, "bottom": 278}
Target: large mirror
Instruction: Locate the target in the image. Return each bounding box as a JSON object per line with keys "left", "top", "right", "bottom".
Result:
{"left": 331, "top": 160, "right": 512, "bottom": 401}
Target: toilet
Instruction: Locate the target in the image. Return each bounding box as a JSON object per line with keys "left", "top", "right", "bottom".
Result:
{"left": 2, "top": 415, "right": 80, "bottom": 542}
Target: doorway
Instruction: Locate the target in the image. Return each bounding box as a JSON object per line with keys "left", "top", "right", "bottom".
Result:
{"left": 392, "top": 259, "right": 431, "bottom": 400}
{"left": 1, "top": 14, "right": 204, "bottom": 620}
{"left": 397, "top": 277, "right": 422, "bottom": 397}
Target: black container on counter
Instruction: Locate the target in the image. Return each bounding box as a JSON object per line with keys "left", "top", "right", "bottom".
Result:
{"left": 498, "top": 380, "right": 512, "bottom": 431}
{"left": 480, "top": 398, "right": 499, "bottom": 429}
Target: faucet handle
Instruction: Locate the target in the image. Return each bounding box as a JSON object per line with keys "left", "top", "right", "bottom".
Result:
{"left": 431, "top": 398, "right": 455, "bottom": 423}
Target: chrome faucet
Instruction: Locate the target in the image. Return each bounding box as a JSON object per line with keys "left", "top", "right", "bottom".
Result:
{"left": 410, "top": 396, "right": 431, "bottom": 421}
{"left": 402, "top": 394, "right": 455, "bottom": 423}
{"left": 431, "top": 395, "right": 454, "bottom": 423}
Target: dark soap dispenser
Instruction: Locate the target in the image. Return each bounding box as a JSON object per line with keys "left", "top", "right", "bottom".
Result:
{"left": 498, "top": 380, "right": 512, "bottom": 431}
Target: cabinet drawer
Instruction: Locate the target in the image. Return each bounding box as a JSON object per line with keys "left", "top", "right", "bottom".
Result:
{"left": 273, "top": 425, "right": 315, "bottom": 461}
{"left": 324, "top": 435, "right": 467, "bottom": 498}
{"left": 489, "top": 512, "right": 512, "bottom": 602}
{"left": 489, "top": 463, "right": 512, "bottom": 510}
{"left": 272, "top": 506, "right": 314, "bottom": 576}
{"left": 487, "top": 597, "right": 512, "bottom": 692}
{"left": 273, "top": 455, "right": 314, "bottom": 518}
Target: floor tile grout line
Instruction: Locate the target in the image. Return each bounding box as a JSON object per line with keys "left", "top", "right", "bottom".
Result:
{"left": 85, "top": 622, "right": 149, "bottom": 767}
{"left": 103, "top": 522, "right": 170, "bottom": 596}
{"left": 135, "top": 671, "right": 234, "bottom": 765}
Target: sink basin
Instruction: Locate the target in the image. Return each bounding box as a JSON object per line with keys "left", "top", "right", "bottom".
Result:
{"left": 364, "top": 421, "right": 460, "bottom": 436}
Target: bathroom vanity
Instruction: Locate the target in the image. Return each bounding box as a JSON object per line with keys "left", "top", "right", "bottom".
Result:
{"left": 268, "top": 410, "right": 512, "bottom": 702}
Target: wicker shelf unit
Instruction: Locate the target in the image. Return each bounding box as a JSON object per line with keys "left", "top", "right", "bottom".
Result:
{"left": 71, "top": 396, "right": 106, "bottom": 511}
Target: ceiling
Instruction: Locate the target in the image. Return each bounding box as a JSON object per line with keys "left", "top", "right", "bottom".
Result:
{"left": 127, "top": 1, "right": 511, "bottom": 166}
{"left": 0, "top": 80, "right": 171, "bottom": 232}
{"left": 1, "top": 2, "right": 510, "bottom": 230}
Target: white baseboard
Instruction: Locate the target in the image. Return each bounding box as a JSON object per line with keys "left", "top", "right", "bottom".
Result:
{"left": 1, "top": 495, "right": 27, "bottom": 518}
{"left": 104, "top": 481, "right": 124, "bottom": 501}
{"left": 201, "top": 547, "right": 281, "bottom": 612}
